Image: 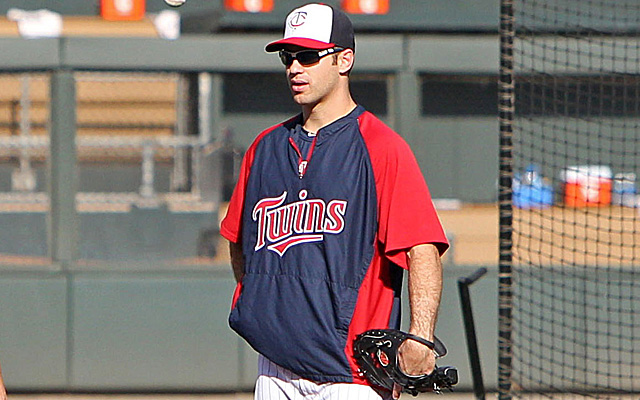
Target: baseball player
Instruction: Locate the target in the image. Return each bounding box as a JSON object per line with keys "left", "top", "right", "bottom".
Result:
{"left": 221, "top": 3, "right": 448, "bottom": 399}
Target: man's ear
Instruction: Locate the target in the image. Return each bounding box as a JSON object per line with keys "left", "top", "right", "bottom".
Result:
{"left": 339, "top": 49, "right": 355, "bottom": 75}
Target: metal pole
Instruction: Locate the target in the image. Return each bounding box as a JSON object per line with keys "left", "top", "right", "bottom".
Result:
{"left": 498, "top": 0, "right": 516, "bottom": 399}
{"left": 13, "top": 74, "right": 36, "bottom": 192}
{"left": 140, "top": 142, "right": 156, "bottom": 198}
{"left": 458, "top": 267, "right": 488, "bottom": 400}
{"left": 198, "top": 72, "right": 212, "bottom": 145}
{"left": 172, "top": 73, "right": 189, "bottom": 191}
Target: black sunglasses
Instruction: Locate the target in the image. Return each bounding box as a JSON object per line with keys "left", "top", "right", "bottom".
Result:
{"left": 279, "top": 47, "right": 344, "bottom": 67}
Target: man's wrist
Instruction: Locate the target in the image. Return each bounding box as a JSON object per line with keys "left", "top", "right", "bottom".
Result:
{"left": 408, "top": 326, "right": 434, "bottom": 342}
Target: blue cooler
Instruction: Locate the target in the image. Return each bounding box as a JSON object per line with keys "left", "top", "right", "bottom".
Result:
{"left": 513, "top": 165, "right": 554, "bottom": 209}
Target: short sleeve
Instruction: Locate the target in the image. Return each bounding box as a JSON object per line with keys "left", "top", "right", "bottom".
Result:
{"left": 358, "top": 112, "right": 448, "bottom": 269}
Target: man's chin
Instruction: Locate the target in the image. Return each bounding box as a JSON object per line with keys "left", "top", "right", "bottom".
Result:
{"left": 292, "top": 94, "right": 311, "bottom": 106}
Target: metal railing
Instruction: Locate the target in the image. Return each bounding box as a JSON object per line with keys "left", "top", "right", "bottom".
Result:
{"left": 0, "top": 71, "right": 231, "bottom": 212}
{"left": 0, "top": 134, "right": 222, "bottom": 211}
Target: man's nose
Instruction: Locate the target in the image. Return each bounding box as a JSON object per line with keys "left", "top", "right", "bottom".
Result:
{"left": 288, "top": 59, "right": 304, "bottom": 73}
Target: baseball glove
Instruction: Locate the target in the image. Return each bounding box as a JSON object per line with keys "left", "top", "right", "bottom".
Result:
{"left": 353, "top": 329, "right": 458, "bottom": 396}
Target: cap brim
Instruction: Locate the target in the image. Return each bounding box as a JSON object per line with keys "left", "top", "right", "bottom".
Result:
{"left": 265, "top": 37, "right": 335, "bottom": 53}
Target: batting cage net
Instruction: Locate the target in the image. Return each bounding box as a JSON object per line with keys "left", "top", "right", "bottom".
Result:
{"left": 499, "top": 0, "right": 640, "bottom": 399}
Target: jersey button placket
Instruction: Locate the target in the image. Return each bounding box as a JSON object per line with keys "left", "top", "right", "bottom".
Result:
{"left": 288, "top": 135, "right": 318, "bottom": 179}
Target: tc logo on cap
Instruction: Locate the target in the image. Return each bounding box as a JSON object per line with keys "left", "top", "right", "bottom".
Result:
{"left": 289, "top": 11, "right": 307, "bottom": 27}
{"left": 265, "top": 3, "right": 354, "bottom": 53}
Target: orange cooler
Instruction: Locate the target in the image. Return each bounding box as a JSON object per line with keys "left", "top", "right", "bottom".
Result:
{"left": 562, "top": 165, "right": 612, "bottom": 207}
{"left": 225, "top": 0, "right": 274, "bottom": 13}
{"left": 342, "top": 0, "right": 390, "bottom": 14}
{"left": 101, "top": 0, "right": 145, "bottom": 21}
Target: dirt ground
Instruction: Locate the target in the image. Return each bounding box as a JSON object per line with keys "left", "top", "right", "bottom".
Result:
{"left": 436, "top": 203, "right": 640, "bottom": 267}
{"left": 436, "top": 204, "right": 499, "bottom": 266}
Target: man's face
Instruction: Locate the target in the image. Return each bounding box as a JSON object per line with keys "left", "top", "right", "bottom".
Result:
{"left": 280, "top": 45, "right": 343, "bottom": 107}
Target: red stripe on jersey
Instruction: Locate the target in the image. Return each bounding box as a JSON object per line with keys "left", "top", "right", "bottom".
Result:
{"left": 231, "top": 281, "right": 243, "bottom": 310}
{"left": 345, "top": 111, "right": 449, "bottom": 383}
{"left": 357, "top": 111, "right": 448, "bottom": 266}
{"left": 345, "top": 243, "right": 398, "bottom": 385}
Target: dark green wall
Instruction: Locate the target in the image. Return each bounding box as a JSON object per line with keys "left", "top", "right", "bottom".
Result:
{"left": 0, "top": 264, "right": 497, "bottom": 392}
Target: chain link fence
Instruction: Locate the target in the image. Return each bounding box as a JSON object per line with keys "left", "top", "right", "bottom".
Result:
{"left": 0, "top": 72, "right": 229, "bottom": 266}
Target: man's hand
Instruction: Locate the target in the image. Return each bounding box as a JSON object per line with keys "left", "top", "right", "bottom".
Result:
{"left": 354, "top": 329, "right": 457, "bottom": 398}
{"left": 392, "top": 338, "right": 436, "bottom": 399}
{"left": 399, "top": 337, "right": 436, "bottom": 375}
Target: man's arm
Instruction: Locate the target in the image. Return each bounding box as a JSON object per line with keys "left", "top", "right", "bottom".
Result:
{"left": 406, "top": 243, "right": 442, "bottom": 345}
{"left": 229, "top": 240, "right": 245, "bottom": 283}
{"left": 394, "top": 243, "right": 443, "bottom": 398}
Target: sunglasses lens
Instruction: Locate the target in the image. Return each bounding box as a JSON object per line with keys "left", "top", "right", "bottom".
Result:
{"left": 279, "top": 51, "right": 293, "bottom": 66}
{"left": 279, "top": 50, "right": 323, "bottom": 66}
{"left": 296, "top": 51, "right": 320, "bottom": 66}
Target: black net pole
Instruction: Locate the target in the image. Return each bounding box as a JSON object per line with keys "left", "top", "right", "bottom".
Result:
{"left": 498, "top": 0, "right": 514, "bottom": 399}
{"left": 458, "top": 267, "right": 488, "bottom": 400}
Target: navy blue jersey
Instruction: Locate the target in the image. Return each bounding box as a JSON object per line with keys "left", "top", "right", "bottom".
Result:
{"left": 222, "top": 105, "right": 448, "bottom": 384}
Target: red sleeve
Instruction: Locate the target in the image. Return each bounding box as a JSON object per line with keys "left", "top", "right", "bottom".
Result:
{"left": 220, "top": 124, "right": 281, "bottom": 244}
{"left": 358, "top": 112, "right": 449, "bottom": 269}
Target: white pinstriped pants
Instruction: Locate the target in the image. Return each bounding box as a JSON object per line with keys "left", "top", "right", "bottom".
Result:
{"left": 255, "top": 354, "right": 392, "bottom": 400}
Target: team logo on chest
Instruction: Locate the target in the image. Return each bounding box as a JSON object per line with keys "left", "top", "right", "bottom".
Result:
{"left": 252, "top": 190, "right": 348, "bottom": 256}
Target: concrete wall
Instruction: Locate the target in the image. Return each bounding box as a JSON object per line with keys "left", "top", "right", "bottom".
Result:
{"left": 0, "top": 264, "right": 497, "bottom": 392}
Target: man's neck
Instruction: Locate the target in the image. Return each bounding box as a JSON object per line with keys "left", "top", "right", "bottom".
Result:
{"left": 302, "top": 95, "right": 357, "bottom": 134}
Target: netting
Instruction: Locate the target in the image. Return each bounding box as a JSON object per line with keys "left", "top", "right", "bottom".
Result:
{"left": 499, "top": 0, "right": 640, "bottom": 398}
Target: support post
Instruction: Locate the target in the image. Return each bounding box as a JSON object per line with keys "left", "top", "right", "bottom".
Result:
{"left": 49, "top": 70, "right": 78, "bottom": 265}
{"left": 391, "top": 37, "right": 420, "bottom": 141}
{"left": 458, "top": 267, "right": 488, "bottom": 400}
{"left": 392, "top": 71, "right": 420, "bottom": 141}
{"left": 498, "top": 0, "right": 515, "bottom": 398}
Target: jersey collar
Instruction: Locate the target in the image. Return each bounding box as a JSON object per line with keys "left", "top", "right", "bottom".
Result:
{"left": 292, "top": 105, "right": 365, "bottom": 144}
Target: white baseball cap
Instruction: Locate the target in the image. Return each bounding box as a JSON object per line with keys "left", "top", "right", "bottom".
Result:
{"left": 265, "top": 3, "right": 355, "bottom": 53}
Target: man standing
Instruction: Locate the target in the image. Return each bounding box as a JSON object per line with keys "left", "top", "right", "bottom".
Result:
{"left": 221, "top": 3, "right": 448, "bottom": 399}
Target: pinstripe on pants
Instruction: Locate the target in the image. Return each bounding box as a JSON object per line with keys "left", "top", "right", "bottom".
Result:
{"left": 255, "top": 354, "right": 392, "bottom": 400}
